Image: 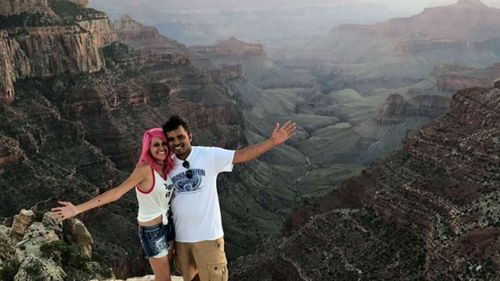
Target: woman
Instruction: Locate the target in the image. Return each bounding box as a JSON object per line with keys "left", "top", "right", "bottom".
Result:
{"left": 52, "top": 128, "right": 175, "bottom": 281}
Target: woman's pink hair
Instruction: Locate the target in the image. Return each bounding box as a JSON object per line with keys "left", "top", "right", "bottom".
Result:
{"left": 136, "top": 128, "right": 174, "bottom": 176}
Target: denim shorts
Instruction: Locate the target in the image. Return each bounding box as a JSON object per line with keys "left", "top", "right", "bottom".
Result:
{"left": 138, "top": 222, "right": 175, "bottom": 258}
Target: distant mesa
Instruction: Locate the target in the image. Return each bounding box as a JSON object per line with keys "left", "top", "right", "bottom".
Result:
{"left": 335, "top": 0, "right": 500, "bottom": 42}
{"left": 113, "top": 15, "right": 191, "bottom": 58}
{"left": 114, "top": 15, "right": 152, "bottom": 39}
{"left": 434, "top": 63, "right": 500, "bottom": 92}
{"left": 190, "top": 36, "right": 265, "bottom": 58}
{"left": 454, "top": 0, "right": 488, "bottom": 8}
{"left": 376, "top": 93, "right": 449, "bottom": 124}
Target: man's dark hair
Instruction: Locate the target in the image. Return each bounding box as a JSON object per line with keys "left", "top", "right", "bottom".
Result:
{"left": 163, "top": 115, "right": 191, "bottom": 134}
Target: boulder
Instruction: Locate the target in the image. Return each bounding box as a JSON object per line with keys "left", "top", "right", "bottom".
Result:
{"left": 64, "top": 218, "right": 93, "bottom": 259}
{"left": 0, "top": 227, "right": 16, "bottom": 262}
{"left": 42, "top": 212, "right": 63, "bottom": 236}
{"left": 15, "top": 222, "right": 60, "bottom": 262}
{"left": 14, "top": 254, "right": 66, "bottom": 281}
{"left": 11, "top": 209, "right": 35, "bottom": 242}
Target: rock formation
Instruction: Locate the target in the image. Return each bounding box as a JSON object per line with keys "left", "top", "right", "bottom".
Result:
{"left": 374, "top": 0, "right": 500, "bottom": 41}
{"left": 11, "top": 209, "right": 35, "bottom": 242}
{"left": 232, "top": 84, "right": 500, "bottom": 280}
{"left": 0, "top": 210, "right": 110, "bottom": 281}
{"left": 0, "top": 0, "right": 55, "bottom": 16}
{"left": 190, "top": 36, "right": 265, "bottom": 58}
{"left": 0, "top": 0, "right": 118, "bottom": 105}
{"left": 113, "top": 15, "right": 189, "bottom": 56}
{"left": 0, "top": 210, "right": 184, "bottom": 280}
{"left": 334, "top": 0, "right": 500, "bottom": 58}
{"left": 376, "top": 93, "right": 449, "bottom": 124}
{"left": 70, "top": 0, "right": 88, "bottom": 7}
{"left": 434, "top": 63, "right": 500, "bottom": 92}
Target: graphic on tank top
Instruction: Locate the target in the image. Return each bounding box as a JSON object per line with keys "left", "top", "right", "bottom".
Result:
{"left": 165, "top": 180, "right": 175, "bottom": 202}
{"left": 171, "top": 169, "right": 205, "bottom": 193}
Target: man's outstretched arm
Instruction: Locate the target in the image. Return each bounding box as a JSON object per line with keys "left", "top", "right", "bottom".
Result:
{"left": 233, "top": 121, "right": 296, "bottom": 164}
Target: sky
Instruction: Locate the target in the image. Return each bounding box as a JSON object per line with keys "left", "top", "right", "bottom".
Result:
{"left": 370, "top": 0, "right": 500, "bottom": 9}
{"left": 89, "top": 0, "right": 500, "bottom": 11}
{"left": 88, "top": 0, "right": 500, "bottom": 30}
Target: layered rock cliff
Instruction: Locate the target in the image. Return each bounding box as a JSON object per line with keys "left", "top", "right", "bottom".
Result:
{"left": 232, "top": 84, "right": 500, "bottom": 280}
{"left": 376, "top": 93, "right": 449, "bottom": 124}
{"left": 0, "top": 0, "right": 55, "bottom": 16}
{"left": 70, "top": 0, "right": 88, "bottom": 7}
{"left": 434, "top": 63, "right": 500, "bottom": 92}
{"left": 113, "top": 16, "right": 248, "bottom": 85}
{"left": 372, "top": 0, "right": 500, "bottom": 41}
{"left": 0, "top": 0, "right": 117, "bottom": 105}
{"left": 113, "top": 15, "right": 189, "bottom": 56}
{"left": 190, "top": 36, "right": 265, "bottom": 58}
{"left": 289, "top": 0, "right": 500, "bottom": 99}
{"left": 0, "top": 31, "right": 17, "bottom": 104}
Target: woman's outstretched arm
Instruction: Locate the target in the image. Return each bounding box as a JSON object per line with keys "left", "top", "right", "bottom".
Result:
{"left": 52, "top": 165, "right": 149, "bottom": 220}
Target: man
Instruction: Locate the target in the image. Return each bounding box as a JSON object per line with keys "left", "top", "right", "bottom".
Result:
{"left": 162, "top": 115, "right": 296, "bottom": 281}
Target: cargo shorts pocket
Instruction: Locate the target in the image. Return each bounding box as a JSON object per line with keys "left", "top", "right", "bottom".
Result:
{"left": 208, "top": 262, "right": 228, "bottom": 281}
{"left": 215, "top": 238, "right": 224, "bottom": 253}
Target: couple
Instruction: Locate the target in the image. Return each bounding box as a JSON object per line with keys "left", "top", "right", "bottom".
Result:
{"left": 53, "top": 115, "right": 297, "bottom": 281}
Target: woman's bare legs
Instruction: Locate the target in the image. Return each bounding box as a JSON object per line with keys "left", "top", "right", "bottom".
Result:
{"left": 149, "top": 256, "right": 172, "bottom": 281}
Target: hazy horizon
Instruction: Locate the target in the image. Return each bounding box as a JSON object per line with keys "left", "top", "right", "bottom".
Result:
{"left": 89, "top": 0, "right": 500, "bottom": 15}
{"left": 88, "top": 0, "right": 500, "bottom": 46}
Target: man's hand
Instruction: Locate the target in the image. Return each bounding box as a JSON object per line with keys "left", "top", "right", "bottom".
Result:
{"left": 271, "top": 121, "right": 297, "bottom": 146}
{"left": 233, "top": 120, "right": 297, "bottom": 164}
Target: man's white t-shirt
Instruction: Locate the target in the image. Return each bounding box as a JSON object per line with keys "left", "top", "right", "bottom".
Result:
{"left": 169, "top": 146, "right": 235, "bottom": 242}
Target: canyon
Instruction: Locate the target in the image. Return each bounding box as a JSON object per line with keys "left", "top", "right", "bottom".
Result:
{"left": 1, "top": 0, "right": 500, "bottom": 280}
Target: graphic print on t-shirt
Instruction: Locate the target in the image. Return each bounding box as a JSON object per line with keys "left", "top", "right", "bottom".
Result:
{"left": 164, "top": 181, "right": 174, "bottom": 202}
{"left": 171, "top": 169, "right": 206, "bottom": 193}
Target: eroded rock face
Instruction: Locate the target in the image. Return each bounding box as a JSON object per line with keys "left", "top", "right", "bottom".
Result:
{"left": 64, "top": 218, "right": 93, "bottom": 259}
{"left": 11, "top": 209, "right": 35, "bottom": 242}
{"left": 0, "top": 30, "right": 30, "bottom": 104}
{"left": 373, "top": 0, "right": 500, "bottom": 41}
{"left": 190, "top": 36, "right": 265, "bottom": 58}
{"left": 435, "top": 63, "right": 500, "bottom": 93}
{"left": 376, "top": 94, "right": 417, "bottom": 124}
{"left": 113, "top": 15, "right": 190, "bottom": 58}
{"left": 233, "top": 86, "right": 500, "bottom": 280}
{"left": 13, "top": 26, "right": 104, "bottom": 77}
{"left": 70, "top": 0, "right": 88, "bottom": 7}
{"left": 0, "top": 0, "right": 54, "bottom": 16}
{"left": 0, "top": 227, "right": 16, "bottom": 263}
{"left": 0, "top": 1, "right": 119, "bottom": 105}
{"left": 76, "top": 16, "right": 118, "bottom": 48}
{"left": 376, "top": 93, "right": 449, "bottom": 124}
{"left": 1, "top": 210, "right": 115, "bottom": 280}
{"left": 14, "top": 254, "right": 66, "bottom": 281}
{"left": 15, "top": 222, "right": 60, "bottom": 262}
